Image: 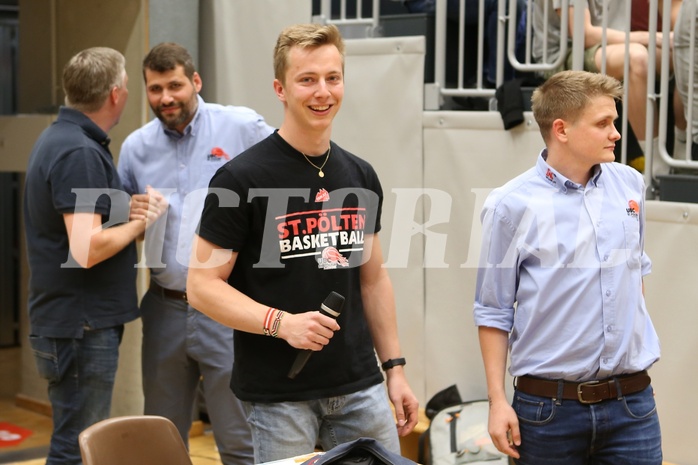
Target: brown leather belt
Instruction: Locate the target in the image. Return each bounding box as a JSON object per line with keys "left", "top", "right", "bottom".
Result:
{"left": 149, "top": 281, "right": 188, "bottom": 303}
{"left": 516, "top": 371, "right": 651, "bottom": 404}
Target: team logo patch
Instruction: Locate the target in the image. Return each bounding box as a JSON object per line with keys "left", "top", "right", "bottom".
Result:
{"left": 545, "top": 168, "right": 556, "bottom": 185}
{"left": 207, "top": 147, "right": 230, "bottom": 161}
{"left": 626, "top": 199, "right": 639, "bottom": 218}
{"left": 315, "top": 188, "right": 330, "bottom": 202}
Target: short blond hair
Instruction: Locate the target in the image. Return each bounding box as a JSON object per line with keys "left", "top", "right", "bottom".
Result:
{"left": 273, "top": 23, "right": 345, "bottom": 84}
{"left": 531, "top": 70, "right": 623, "bottom": 141}
{"left": 63, "top": 47, "right": 126, "bottom": 113}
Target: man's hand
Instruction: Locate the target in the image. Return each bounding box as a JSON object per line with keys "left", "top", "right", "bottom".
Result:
{"left": 386, "top": 368, "right": 419, "bottom": 436}
{"left": 277, "top": 311, "right": 340, "bottom": 350}
{"left": 129, "top": 185, "right": 168, "bottom": 227}
{"left": 488, "top": 398, "right": 521, "bottom": 459}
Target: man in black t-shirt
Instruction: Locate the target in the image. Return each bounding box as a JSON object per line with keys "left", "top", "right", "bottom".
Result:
{"left": 24, "top": 47, "right": 165, "bottom": 465}
{"left": 187, "top": 24, "right": 418, "bottom": 463}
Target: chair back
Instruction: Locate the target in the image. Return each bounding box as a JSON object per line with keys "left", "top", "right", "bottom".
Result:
{"left": 79, "top": 415, "right": 193, "bottom": 465}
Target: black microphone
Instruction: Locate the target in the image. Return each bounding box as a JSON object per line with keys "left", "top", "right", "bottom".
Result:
{"left": 287, "top": 291, "right": 345, "bottom": 379}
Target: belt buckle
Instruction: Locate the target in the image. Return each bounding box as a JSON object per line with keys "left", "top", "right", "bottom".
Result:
{"left": 577, "top": 380, "right": 602, "bottom": 404}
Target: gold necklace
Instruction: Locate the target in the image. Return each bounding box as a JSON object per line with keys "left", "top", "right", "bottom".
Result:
{"left": 301, "top": 146, "right": 331, "bottom": 177}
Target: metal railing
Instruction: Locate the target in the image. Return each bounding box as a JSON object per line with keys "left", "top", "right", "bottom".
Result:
{"left": 314, "top": 0, "right": 698, "bottom": 188}
{"left": 313, "top": 0, "right": 382, "bottom": 37}
{"left": 653, "top": 0, "right": 698, "bottom": 180}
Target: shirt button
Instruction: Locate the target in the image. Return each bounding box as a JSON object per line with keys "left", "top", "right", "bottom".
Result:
{"left": 605, "top": 290, "right": 611, "bottom": 296}
{"left": 606, "top": 325, "right": 613, "bottom": 332}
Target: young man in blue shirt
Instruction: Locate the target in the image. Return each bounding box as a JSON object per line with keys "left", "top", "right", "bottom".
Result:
{"left": 474, "top": 70, "right": 661, "bottom": 464}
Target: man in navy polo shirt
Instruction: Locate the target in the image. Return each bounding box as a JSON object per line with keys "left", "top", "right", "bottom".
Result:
{"left": 24, "top": 47, "right": 165, "bottom": 465}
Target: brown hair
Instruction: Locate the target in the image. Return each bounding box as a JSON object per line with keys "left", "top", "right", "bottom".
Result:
{"left": 531, "top": 70, "right": 623, "bottom": 141}
{"left": 62, "top": 47, "right": 126, "bottom": 113}
{"left": 142, "top": 42, "right": 196, "bottom": 81}
{"left": 273, "top": 23, "right": 345, "bottom": 84}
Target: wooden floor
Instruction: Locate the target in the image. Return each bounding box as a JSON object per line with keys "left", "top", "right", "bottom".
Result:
{"left": 0, "top": 397, "right": 222, "bottom": 465}
{"left": 1, "top": 397, "right": 681, "bottom": 465}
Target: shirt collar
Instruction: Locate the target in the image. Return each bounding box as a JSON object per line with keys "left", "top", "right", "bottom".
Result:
{"left": 536, "top": 149, "right": 604, "bottom": 193}
{"left": 536, "top": 148, "right": 581, "bottom": 193}
{"left": 58, "top": 106, "right": 111, "bottom": 149}
{"left": 589, "top": 164, "right": 603, "bottom": 186}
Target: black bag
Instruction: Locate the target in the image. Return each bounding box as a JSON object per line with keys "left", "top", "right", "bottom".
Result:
{"left": 302, "top": 437, "right": 417, "bottom": 465}
{"left": 495, "top": 78, "right": 525, "bottom": 130}
{"left": 419, "top": 386, "right": 510, "bottom": 465}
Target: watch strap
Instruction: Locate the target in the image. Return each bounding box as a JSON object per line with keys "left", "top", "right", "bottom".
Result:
{"left": 381, "top": 357, "right": 406, "bottom": 371}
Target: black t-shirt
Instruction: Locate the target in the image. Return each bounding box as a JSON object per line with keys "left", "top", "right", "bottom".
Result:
{"left": 198, "top": 131, "right": 385, "bottom": 402}
{"left": 24, "top": 107, "right": 139, "bottom": 338}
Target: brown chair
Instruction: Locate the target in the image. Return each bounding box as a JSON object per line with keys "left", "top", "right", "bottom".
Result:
{"left": 78, "top": 415, "right": 193, "bottom": 465}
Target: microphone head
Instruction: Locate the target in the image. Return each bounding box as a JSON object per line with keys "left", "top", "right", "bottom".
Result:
{"left": 320, "top": 291, "right": 345, "bottom": 318}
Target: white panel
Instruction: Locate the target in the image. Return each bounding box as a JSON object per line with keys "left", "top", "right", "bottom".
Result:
{"left": 333, "top": 36, "right": 427, "bottom": 401}
{"left": 199, "top": 0, "right": 311, "bottom": 129}
{"left": 644, "top": 200, "right": 698, "bottom": 465}
{"left": 422, "top": 110, "right": 543, "bottom": 402}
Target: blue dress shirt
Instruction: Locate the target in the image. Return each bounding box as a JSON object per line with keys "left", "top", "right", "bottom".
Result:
{"left": 474, "top": 150, "right": 660, "bottom": 382}
{"left": 118, "top": 96, "right": 274, "bottom": 290}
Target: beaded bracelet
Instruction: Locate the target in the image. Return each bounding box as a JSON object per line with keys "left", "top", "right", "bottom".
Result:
{"left": 263, "top": 307, "right": 276, "bottom": 336}
{"left": 270, "top": 310, "right": 285, "bottom": 338}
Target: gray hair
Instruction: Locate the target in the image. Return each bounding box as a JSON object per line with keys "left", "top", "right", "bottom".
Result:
{"left": 63, "top": 47, "right": 126, "bottom": 112}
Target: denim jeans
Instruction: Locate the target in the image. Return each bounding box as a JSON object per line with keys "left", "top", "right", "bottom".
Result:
{"left": 513, "top": 385, "right": 662, "bottom": 465}
{"left": 242, "top": 383, "right": 400, "bottom": 463}
{"left": 30, "top": 326, "right": 123, "bottom": 465}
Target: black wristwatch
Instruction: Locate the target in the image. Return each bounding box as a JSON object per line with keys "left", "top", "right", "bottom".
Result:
{"left": 381, "top": 357, "right": 406, "bottom": 371}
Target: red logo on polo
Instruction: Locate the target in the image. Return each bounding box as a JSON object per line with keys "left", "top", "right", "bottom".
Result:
{"left": 627, "top": 199, "right": 639, "bottom": 218}
{"left": 208, "top": 147, "right": 230, "bottom": 161}
{"left": 545, "top": 168, "right": 555, "bottom": 183}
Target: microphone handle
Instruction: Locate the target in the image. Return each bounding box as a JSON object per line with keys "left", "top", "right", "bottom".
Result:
{"left": 287, "top": 291, "right": 345, "bottom": 379}
{"left": 287, "top": 350, "right": 312, "bottom": 379}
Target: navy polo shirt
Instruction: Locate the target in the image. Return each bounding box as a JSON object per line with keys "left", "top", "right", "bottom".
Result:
{"left": 24, "top": 107, "right": 139, "bottom": 338}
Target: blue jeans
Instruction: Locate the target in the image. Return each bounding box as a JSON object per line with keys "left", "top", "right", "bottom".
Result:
{"left": 513, "top": 386, "right": 662, "bottom": 464}
{"left": 30, "top": 326, "right": 123, "bottom": 465}
{"left": 242, "top": 383, "right": 400, "bottom": 463}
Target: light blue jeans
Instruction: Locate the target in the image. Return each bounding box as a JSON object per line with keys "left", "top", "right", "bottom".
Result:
{"left": 242, "top": 383, "right": 401, "bottom": 463}
{"left": 513, "top": 385, "right": 662, "bottom": 464}
{"left": 30, "top": 326, "right": 123, "bottom": 465}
